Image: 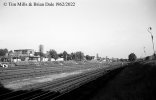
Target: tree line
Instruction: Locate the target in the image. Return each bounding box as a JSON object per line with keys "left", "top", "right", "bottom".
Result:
{"left": 1, "top": 48, "right": 140, "bottom": 62}
{"left": 45, "top": 49, "right": 94, "bottom": 61}
{"left": 0, "top": 48, "right": 95, "bottom": 61}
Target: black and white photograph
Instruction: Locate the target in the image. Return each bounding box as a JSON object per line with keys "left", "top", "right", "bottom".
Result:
{"left": 0, "top": 0, "right": 156, "bottom": 100}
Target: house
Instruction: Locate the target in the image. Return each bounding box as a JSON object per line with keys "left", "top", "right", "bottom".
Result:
{"left": 56, "top": 58, "right": 64, "bottom": 61}
{"left": 14, "top": 49, "right": 34, "bottom": 56}
{"left": 12, "top": 49, "right": 35, "bottom": 62}
{"left": 111, "top": 58, "right": 119, "bottom": 62}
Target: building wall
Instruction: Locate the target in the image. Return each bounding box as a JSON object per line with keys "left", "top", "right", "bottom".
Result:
{"left": 14, "top": 49, "right": 34, "bottom": 57}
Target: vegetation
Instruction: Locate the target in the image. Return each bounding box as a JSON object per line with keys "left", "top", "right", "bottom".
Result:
{"left": 58, "top": 53, "right": 63, "bottom": 58}
{"left": 0, "top": 49, "right": 8, "bottom": 62}
{"left": 128, "top": 53, "right": 137, "bottom": 61}
{"left": 75, "top": 51, "right": 84, "bottom": 61}
{"left": 63, "top": 51, "right": 68, "bottom": 61}
{"left": 0, "top": 47, "right": 95, "bottom": 62}
{"left": 49, "top": 49, "right": 58, "bottom": 61}
{"left": 0, "top": 49, "right": 8, "bottom": 57}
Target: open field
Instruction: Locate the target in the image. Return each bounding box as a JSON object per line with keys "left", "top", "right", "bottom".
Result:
{"left": 0, "top": 61, "right": 126, "bottom": 100}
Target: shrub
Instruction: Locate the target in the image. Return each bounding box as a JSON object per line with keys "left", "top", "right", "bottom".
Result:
{"left": 128, "top": 53, "right": 137, "bottom": 61}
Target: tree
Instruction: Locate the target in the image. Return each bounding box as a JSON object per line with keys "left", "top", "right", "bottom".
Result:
{"left": 67, "top": 54, "right": 72, "bottom": 60}
{"left": 63, "top": 51, "right": 68, "bottom": 61}
{"left": 0, "top": 49, "right": 8, "bottom": 57}
{"left": 49, "top": 49, "right": 58, "bottom": 61}
{"left": 0, "top": 49, "right": 8, "bottom": 62}
{"left": 75, "top": 51, "right": 84, "bottom": 61}
{"left": 71, "top": 53, "right": 76, "bottom": 60}
{"left": 128, "top": 53, "right": 137, "bottom": 61}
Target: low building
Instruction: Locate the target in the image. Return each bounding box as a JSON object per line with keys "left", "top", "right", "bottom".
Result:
{"left": 12, "top": 49, "right": 35, "bottom": 62}
{"left": 14, "top": 49, "right": 34, "bottom": 56}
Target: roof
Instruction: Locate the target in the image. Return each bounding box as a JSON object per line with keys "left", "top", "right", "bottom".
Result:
{"left": 14, "top": 49, "right": 34, "bottom": 51}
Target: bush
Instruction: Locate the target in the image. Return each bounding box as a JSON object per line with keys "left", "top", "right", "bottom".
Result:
{"left": 128, "top": 53, "right": 137, "bottom": 61}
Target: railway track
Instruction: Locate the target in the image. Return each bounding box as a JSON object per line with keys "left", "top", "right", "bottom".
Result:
{"left": 0, "top": 67, "right": 109, "bottom": 100}
{"left": 0, "top": 62, "right": 124, "bottom": 100}
{"left": 0, "top": 63, "right": 109, "bottom": 83}
{"left": 0, "top": 65, "right": 95, "bottom": 82}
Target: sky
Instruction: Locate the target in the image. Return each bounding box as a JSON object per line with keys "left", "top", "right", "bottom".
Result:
{"left": 0, "top": 0, "right": 156, "bottom": 59}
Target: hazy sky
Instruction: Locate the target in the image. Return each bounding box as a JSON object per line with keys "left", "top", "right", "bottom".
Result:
{"left": 0, "top": 0, "right": 156, "bottom": 58}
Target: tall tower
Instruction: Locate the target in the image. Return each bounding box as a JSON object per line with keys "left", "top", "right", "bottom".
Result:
{"left": 96, "top": 53, "right": 99, "bottom": 60}
{"left": 39, "top": 44, "right": 44, "bottom": 61}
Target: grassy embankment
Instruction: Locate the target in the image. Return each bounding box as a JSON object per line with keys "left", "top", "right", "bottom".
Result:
{"left": 56, "top": 60, "right": 156, "bottom": 100}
